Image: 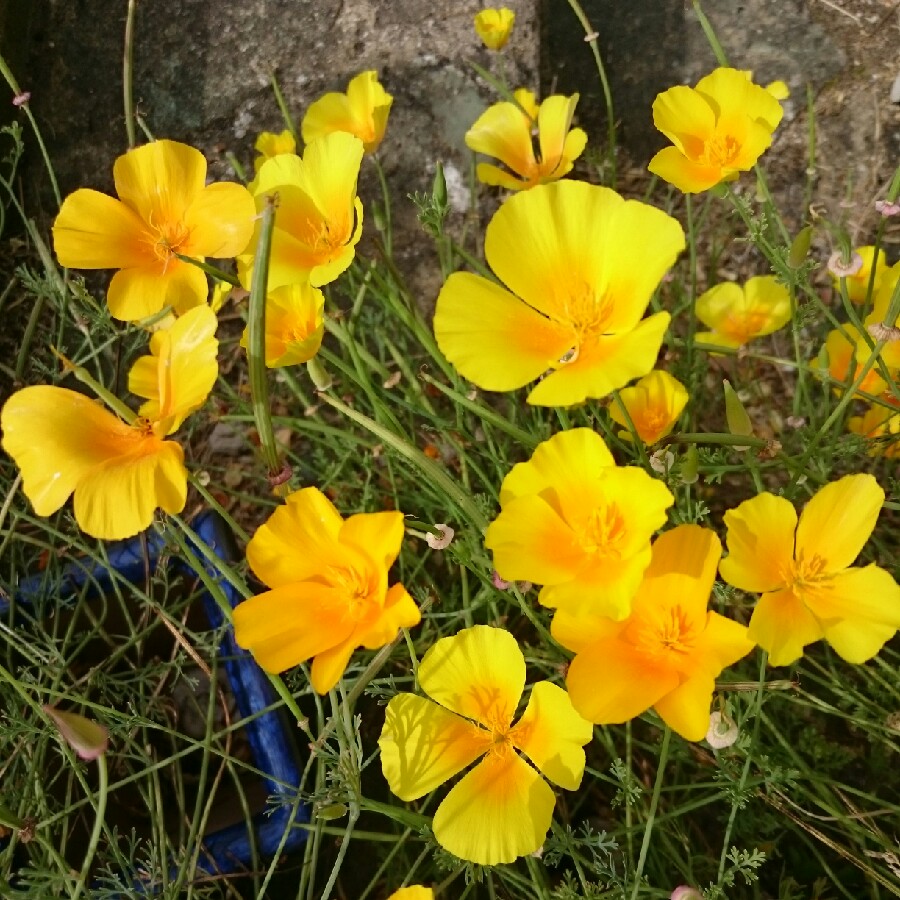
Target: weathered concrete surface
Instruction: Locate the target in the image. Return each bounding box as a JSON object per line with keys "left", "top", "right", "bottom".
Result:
{"left": 21, "top": 0, "right": 538, "bottom": 289}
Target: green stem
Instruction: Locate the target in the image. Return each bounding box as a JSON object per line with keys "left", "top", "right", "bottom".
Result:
{"left": 565, "top": 0, "right": 617, "bottom": 183}
{"left": 246, "top": 197, "right": 281, "bottom": 476}
{"left": 70, "top": 754, "right": 108, "bottom": 900}
{"left": 123, "top": 0, "right": 137, "bottom": 149}
{"left": 271, "top": 70, "right": 300, "bottom": 149}
{"left": 175, "top": 254, "right": 241, "bottom": 286}
{"left": 692, "top": 0, "right": 730, "bottom": 65}
{"left": 630, "top": 726, "right": 671, "bottom": 899}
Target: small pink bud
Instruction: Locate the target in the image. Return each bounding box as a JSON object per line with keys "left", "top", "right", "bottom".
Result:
{"left": 43, "top": 706, "right": 108, "bottom": 760}
{"left": 492, "top": 571, "right": 511, "bottom": 590}
{"left": 671, "top": 888, "right": 704, "bottom": 900}
{"left": 875, "top": 199, "right": 900, "bottom": 217}
{"left": 12, "top": 91, "right": 31, "bottom": 107}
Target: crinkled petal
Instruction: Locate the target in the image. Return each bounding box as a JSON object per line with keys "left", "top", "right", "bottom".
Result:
{"left": 693, "top": 611, "right": 755, "bottom": 674}
{"left": 651, "top": 84, "right": 716, "bottom": 151}
{"left": 301, "top": 92, "right": 355, "bottom": 145}
{"left": 695, "top": 67, "right": 784, "bottom": 132}
{"left": 648, "top": 146, "right": 724, "bottom": 193}
{"left": 433, "top": 752, "right": 555, "bottom": 865}
{"left": 107, "top": 259, "right": 208, "bottom": 321}
{"left": 536, "top": 94, "right": 581, "bottom": 174}
{"left": 566, "top": 639, "right": 678, "bottom": 723}
{"left": 748, "top": 587, "right": 824, "bottom": 666}
{"left": 652, "top": 672, "right": 716, "bottom": 741}
{"left": 52, "top": 189, "right": 151, "bottom": 270}
{"left": 356, "top": 583, "right": 421, "bottom": 649}
{"left": 485, "top": 181, "right": 623, "bottom": 319}
{"left": 823, "top": 618, "right": 897, "bottom": 664}
{"left": 644, "top": 524, "right": 721, "bottom": 604}
{"left": 795, "top": 474, "right": 883, "bottom": 572}
{"left": 245, "top": 487, "right": 345, "bottom": 587}
{"left": 130, "top": 304, "right": 218, "bottom": 433}
{"left": 433, "top": 272, "right": 572, "bottom": 391}
{"left": 526, "top": 311, "right": 671, "bottom": 405}
{"left": 183, "top": 182, "right": 255, "bottom": 259}
{"left": 417, "top": 626, "right": 524, "bottom": 729}
{"left": 475, "top": 162, "right": 531, "bottom": 191}
{"left": 466, "top": 100, "right": 535, "bottom": 180}
{"left": 232, "top": 582, "right": 356, "bottom": 674}
{"left": 73, "top": 439, "right": 186, "bottom": 539}
{"left": 485, "top": 495, "right": 586, "bottom": 585}
{"left": 498, "top": 427, "right": 615, "bottom": 505}
{"left": 511, "top": 681, "right": 591, "bottom": 790}
{"left": 379, "top": 693, "right": 488, "bottom": 801}
{"left": 804, "top": 565, "right": 900, "bottom": 628}
{"left": 720, "top": 492, "right": 797, "bottom": 593}
{"left": 340, "top": 510, "right": 405, "bottom": 571}
{"left": 113, "top": 139, "right": 206, "bottom": 224}
{"left": 695, "top": 281, "right": 745, "bottom": 332}
{"left": 551, "top": 606, "right": 627, "bottom": 655}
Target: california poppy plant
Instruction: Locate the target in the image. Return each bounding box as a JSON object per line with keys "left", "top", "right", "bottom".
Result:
{"left": 1, "top": 306, "right": 219, "bottom": 540}
{"left": 648, "top": 68, "right": 784, "bottom": 193}
{"left": 609, "top": 370, "right": 688, "bottom": 445}
{"left": 719, "top": 475, "right": 900, "bottom": 666}
{"left": 818, "top": 324, "right": 890, "bottom": 398}
{"left": 302, "top": 71, "right": 393, "bottom": 154}
{"left": 465, "top": 89, "right": 587, "bottom": 191}
{"left": 387, "top": 888, "right": 433, "bottom": 900}
{"left": 695, "top": 275, "right": 792, "bottom": 349}
{"left": 239, "top": 282, "right": 325, "bottom": 367}
{"left": 473, "top": 8, "right": 515, "bottom": 50}
{"left": 433, "top": 180, "right": 685, "bottom": 406}
{"left": 379, "top": 626, "right": 592, "bottom": 865}
{"left": 484, "top": 429, "right": 674, "bottom": 619}
{"left": 556, "top": 525, "right": 755, "bottom": 741}
{"left": 52, "top": 140, "right": 255, "bottom": 321}
{"left": 253, "top": 129, "right": 296, "bottom": 172}
{"left": 239, "top": 131, "right": 365, "bottom": 291}
{"left": 232, "top": 487, "right": 420, "bottom": 693}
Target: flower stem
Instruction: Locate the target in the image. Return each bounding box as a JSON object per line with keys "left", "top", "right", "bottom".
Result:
{"left": 69, "top": 754, "right": 108, "bottom": 900}
{"left": 246, "top": 196, "right": 282, "bottom": 477}
{"left": 123, "top": 0, "right": 137, "bottom": 149}
{"left": 630, "top": 725, "right": 671, "bottom": 899}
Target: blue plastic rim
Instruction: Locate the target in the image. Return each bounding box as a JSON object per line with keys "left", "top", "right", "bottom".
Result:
{"left": 4, "top": 511, "right": 309, "bottom": 890}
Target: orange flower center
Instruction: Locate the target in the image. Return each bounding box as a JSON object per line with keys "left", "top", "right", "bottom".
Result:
{"left": 721, "top": 309, "right": 770, "bottom": 343}
{"left": 326, "top": 564, "right": 374, "bottom": 611}
{"left": 628, "top": 604, "right": 699, "bottom": 664}
{"left": 786, "top": 549, "right": 830, "bottom": 590}
{"left": 555, "top": 286, "right": 614, "bottom": 364}
{"left": 147, "top": 219, "right": 192, "bottom": 267}
{"left": 577, "top": 503, "right": 626, "bottom": 559}
{"left": 701, "top": 131, "right": 741, "bottom": 169}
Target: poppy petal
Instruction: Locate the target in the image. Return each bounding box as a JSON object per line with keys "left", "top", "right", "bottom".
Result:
{"left": 379, "top": 694, "right": 489, "bottom": 801}
{"left": 512, "top": 681, "right": 591, "bottom": 790}
{"left": 652, "top": 672, "right": 717, "bottom": 741}
{"left": 107, "top": 259, "right": 208, "bottom": 321}
{"left": 747, "top": 587, "right": 824, "bottom": 666}
{"left": 432, "top": 752, "right": 555, "bottom": 865}
{"left": 183, "top": 182, "right": 255, "bottom": 259}
{"left": 417, "top": 626, "right": 525, "bottom": 729}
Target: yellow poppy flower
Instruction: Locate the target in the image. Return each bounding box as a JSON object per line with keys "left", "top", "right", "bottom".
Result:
{"left": 128, "top": 305, "right": 219, "bottom": 433}
{"left": 830, "top": 245, "right": 885, "bottom": 303}
{"left": 848, "top": 404, "right": 900, "bottom": 458}
{"left": 555, "top": 525, "right": 754, "bottom": 741}
{"left": 387, "top": 889, "right": 433, "bottom": 900}
{"left": 1, "top": 306, "right": 219, "bottom": 540}
{"left": 473, "top": 7, "right": 516, "bottom": 50}
{"left": 609, "top": 370, "right": 688, "bottom": 445}
{"left": 1, "top": 390, "right": 187, "bottom": 540}
{"left": 239, "top": 131, "right": 365, "bottom": 291}
{"left": 648, "top": 68, "right": 784, "bottom": 193}
{"left": 239, "top": 282, "right": 325, "bottom": 367}
{"left": 484, "top": 429, "right": 674, "bottom": 619}
{"left": 465, "top": 89, "right": 587, "bottom": 191}
{"left": 695, "top": 275, "right": 792, "bottom": 349}
{"left": 253, "top": 129, "right": 297, "bottom": 172}
{"left": 719, "top": 475, "right": 900, "bottom": 666}
{"left": 818, "top": 324, "right": 890, "bottom": 398}
{"left": 302, "top": 71, "right": 393, "bottom": 154}
{"left": 433, "top": 180, "right": 685, "bottom": 406}
{"left": 232, "top": 487, "right": 420, "bottom": 693}
{"left": 52, "top": 140, "right": 255, "bottom": 321}
{"left": 379, "top": 626, "right": 592, "bottom": 865}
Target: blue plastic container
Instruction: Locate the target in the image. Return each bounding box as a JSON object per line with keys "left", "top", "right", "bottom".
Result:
{"left": 4, "top": 512, "right": 309, "bottom": 890}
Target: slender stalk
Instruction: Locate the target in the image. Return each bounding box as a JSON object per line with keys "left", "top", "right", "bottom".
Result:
{"left": 271, "top": 70, "right": 300, "bottom": 148}
{"left": 123, "top": 0, "right": 138, "bottom": 149}
{"left": 69, "top": 754, "right": 108, "bottom": 900}
{"left": 246, "top": 196, "right": 282, "bottom": 476}
{"left": 565, "top": 0, "right": 617, "bottom": 183}
{"left": 630, "top": 726, "right": 671, "bottom": 899}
